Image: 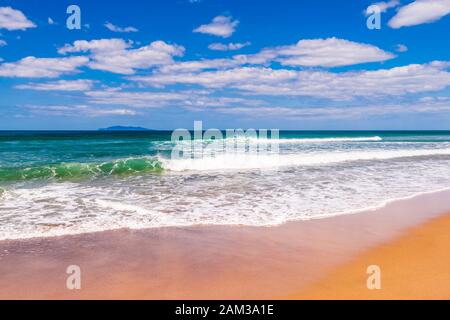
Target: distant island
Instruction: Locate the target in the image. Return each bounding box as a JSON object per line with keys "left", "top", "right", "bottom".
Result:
{"left": 98, "top": 126, "right": 153, "bottom": 131}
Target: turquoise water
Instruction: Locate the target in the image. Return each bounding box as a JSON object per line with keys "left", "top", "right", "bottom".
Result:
{"left": 1, "top": 130, "right": 450, "bottom": 180}
{"left": 1, "top": 130, "right": 450, "bottom": 240}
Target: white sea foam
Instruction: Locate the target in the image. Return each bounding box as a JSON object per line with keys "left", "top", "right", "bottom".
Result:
{"left": 161, "top": 148, "right": 450, "bottom": 171}
{"left": 244, "top": 136, "right": 383, "bottom": 143}
{"left": 158, "top": 136, "right": 382, "bottom": 149}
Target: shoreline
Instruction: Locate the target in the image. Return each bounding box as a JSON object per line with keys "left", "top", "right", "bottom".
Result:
{"left": 2, "top": 186, "right": 450, "bottom": 242}
{"left": 1, "top": 189, "right": 450, "bottom": 299}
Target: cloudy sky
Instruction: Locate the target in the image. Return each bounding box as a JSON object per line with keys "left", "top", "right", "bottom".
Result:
{"left": 0, "top": 0, "right": 449, "bottom": 130}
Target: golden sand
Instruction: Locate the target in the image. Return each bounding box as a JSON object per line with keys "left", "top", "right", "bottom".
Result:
{"left": 296, "top": 212, "right": 450, "bottom": 300}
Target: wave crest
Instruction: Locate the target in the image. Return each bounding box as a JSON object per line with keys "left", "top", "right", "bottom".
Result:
{"left": 2, "top": 146, "right": 449, "bottom": 181}
{"left": 0, "top": 158, "right": 163, "bottom": 182}
{"left": 244, "top": 136, "right": 383, "bottom": 143}
{"left": 162, "top": 148, "right": 450, "bottom": 171}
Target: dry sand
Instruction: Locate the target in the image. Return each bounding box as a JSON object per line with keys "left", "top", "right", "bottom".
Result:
{"left": 296, "top": 212, "right": 450, "bottom": 299}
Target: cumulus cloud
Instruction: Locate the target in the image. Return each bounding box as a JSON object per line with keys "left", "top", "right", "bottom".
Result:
{"left": 193, "top": 15, "right": 239, "bottom": 38}
{"left": 53, "top": 37, "right": 391, "bottom": 76}
{"left": 156, "top": 37, "right": 394, "bottom": 77}
{"left": 15, "top": 79, "right": 94, "bottom": 91}
{"left": 0, "top": 56, "right": 89, "bottom": 78}
{"left": 131, "top": 62, "right": 450, "bottom": 101}
{"left": 365, "top": 0, "right": 400, "bottom": 16}
{"left": 0, "top": 7, "right": 36, "bottom": 30}
{"left": 58, "top": 38, "right": 130, "bottom": 54}
{"left": 236, "top": 37, "right": 395, "bottom": 67}
{"left": 104, "top": 22, "right": 138, "bottom": 33}
{"left": 58, "top": 38, "right": 184, "bottom": 74}
{"left": 132, "top": 67, "right": 296, "bottom": 89}
{"left": 208, "top": 42, "right": 251, "bottom": 51}
{"left": 48, "top": 17, "right": 55, "bottom": 25}
{"left": 389, "top": 0, "right": 450, "bottom": 28}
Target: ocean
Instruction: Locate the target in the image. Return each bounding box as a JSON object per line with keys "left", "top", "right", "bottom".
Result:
{"left": 1, "top": 130, "right": 450, "bottom": 240}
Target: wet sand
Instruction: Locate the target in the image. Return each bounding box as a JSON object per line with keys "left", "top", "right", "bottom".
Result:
{"left": 1, "top": 189, "right": 450, "bottom": 299}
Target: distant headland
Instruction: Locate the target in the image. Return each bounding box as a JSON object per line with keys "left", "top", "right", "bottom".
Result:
{"left": 98, "top": 126, "right": 153, "bottom": 131}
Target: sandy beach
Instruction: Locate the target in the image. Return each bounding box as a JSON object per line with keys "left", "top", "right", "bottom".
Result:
{"left": 297, "top": 212, "right": 450, "bottom": 299}
{"left": 0, "top": 189, "right": 450, "bottom": 300}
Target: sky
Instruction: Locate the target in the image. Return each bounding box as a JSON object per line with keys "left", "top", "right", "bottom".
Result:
{"left": 0, "top": 0, "right": 449, "bottom": 130}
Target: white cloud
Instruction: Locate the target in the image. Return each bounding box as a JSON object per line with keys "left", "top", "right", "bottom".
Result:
{"left": 132, "top": 67, "right": 296, "bottom": 89}
{"left": 243, "top": 62, "right": 450, "bottom": 100}
{"left": 87, "top": 108, "right": 138, "bottom": 116}
{"left": 85, "top": 90, "right": 190, "bottom": 108}
{"left": 214, "top": 106, "right": 366, "bottom": 119}
{"left": 208, "top": 42, "right": 251, "bottom": 51}
{"left": 0, "top": 39, "right": 6, "bottom": 46}
{"left": 0, "top": 56, "right": 89, "bottom": 78}
{"left": 58, "top": 38, "right": 130, "bottom": 55}
{"left": 104, "top": 22, "right": 138, "bottom": 33}
{"left": 419, "top": 95, "right": 450, "bottom": 102}
{"left": 365, "top": 0, "right": 400, "bottom": 16}
{"left": 236, "top": 38, "right": 395, "bottom": 67}
{"left": 59, "top": 39, "right": 184, "bottom": 74}
{"left": 15, "top": 79, "right": 94, "bottom": 91}
{"left": 158, "top": 37, "right": 394, "bottom": 76}
{"left": 395, "top": 44, "right": 408, "bottom": 52}
{"left": 48, "top": 17, "right": 55, "bottom": 25}
{"left": 215, "top": 99, "right": 450, "bottom": 119}
{"left": 54, "top": 37, "right": 392, "bottom": 76}
{"left": 83, "top": 88, "right": 264, "bottom": 109}
{"left": 157, "top": 58, "right": 241, "bottom": 73}
{"left": 131, "top": 62, "right": 450, "bottom": 101}
{"left": 193, "top": 15, "right": 239, "bottom": 38}
{"left": 23, "top": 104, "right": 138, "bottom": 117}
{"left": 388, "top": 0, "right": 450, "bottom": 28}
{"left": 0, "top": 7, "right": 36, "bottom": 30}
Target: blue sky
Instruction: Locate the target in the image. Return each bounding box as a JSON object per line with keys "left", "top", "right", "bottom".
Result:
{"left": 0, "top": 0, "right": 449, "bottom": 130}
